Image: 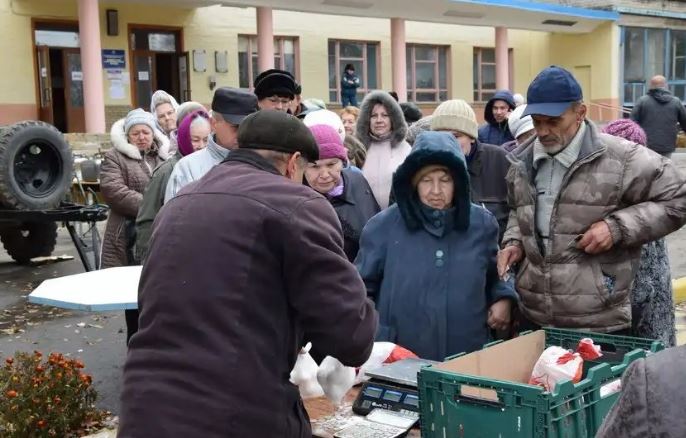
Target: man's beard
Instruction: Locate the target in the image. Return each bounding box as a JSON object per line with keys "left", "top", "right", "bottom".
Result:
{"left": 541, "top": 141, "right": 566, "bottom": 155}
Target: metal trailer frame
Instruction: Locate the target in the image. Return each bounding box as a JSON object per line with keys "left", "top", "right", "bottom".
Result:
{"left": 0, "top": 203, "right": 109, "bottom": 272}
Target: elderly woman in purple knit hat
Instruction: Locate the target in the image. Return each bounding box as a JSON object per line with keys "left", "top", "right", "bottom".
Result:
{"left": 602, "top": 119, "right": 676, "bottom": 346}
{"left": 306, "top": 124, "right": 380, "bottom": 261}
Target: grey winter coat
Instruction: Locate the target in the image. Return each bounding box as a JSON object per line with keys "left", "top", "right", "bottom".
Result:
{"left": 503, "top": 121, "right": 686, "bottom": 332}
{"left": 631, "top": 88, "right": 686, "bottom": 154}
{"left": 596, "top": 345, "right": 686, "bottom": 438}
{"left": 164, "top": 134, "right": 229, "bottom": 202}
{"left": 101, "top": 119, "right": 169, "bottom": 268}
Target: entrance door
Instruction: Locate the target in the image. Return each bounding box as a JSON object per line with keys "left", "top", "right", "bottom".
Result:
{"left": 179, "top": 52, "right": 191, "bottom": 102}
{"left": 133, "top": 52, "right": 156, "bottom": 110}
{"left": 63, "top": 49, "right": 85, "bottom": 133}
{"left": 36, "top": 45, "right": 54, "bottom": 124}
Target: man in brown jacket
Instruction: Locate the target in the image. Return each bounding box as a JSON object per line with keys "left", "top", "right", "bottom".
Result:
{"left": 497, "top": 66, "right": 686, "bottom": 334}
{"left": 118, "top": 110, "right": 378, "bottom": 437}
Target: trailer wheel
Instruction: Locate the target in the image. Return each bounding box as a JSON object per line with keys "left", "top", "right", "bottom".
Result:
{"left": 0, "top": 222, "right": 58, "bottom": 264}
{"left": 0, "top": 121, "right": 73, "bottom": 210}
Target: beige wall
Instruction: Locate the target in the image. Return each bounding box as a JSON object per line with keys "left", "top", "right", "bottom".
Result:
{"left": 0, "top": 0, "right": 620, "bottom": 127}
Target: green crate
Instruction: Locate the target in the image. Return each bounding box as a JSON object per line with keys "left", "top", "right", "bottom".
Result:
{"left": 418, "top": 328, "right": 663, "bottom": 438}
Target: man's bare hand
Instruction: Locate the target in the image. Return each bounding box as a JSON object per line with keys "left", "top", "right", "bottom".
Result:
{"left": 497, "top": 245, "right": 523, "bottom": 278}
{"left": 577, "top": 221, "right": 613, "bottom": 254}
{"left": 487, "top": 299, "right": 512, "bottom": 331}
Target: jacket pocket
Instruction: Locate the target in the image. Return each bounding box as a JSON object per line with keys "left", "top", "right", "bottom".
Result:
{"left": 375, "top": 324, "right": 396, "bottom": 343}
{"left": 592, "top": 258, "right": 633, "bottom": 307}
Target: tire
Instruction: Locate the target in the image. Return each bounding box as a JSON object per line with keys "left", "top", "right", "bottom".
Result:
{"left": 0, "top": 121, "right": 73, "bottom": 210}
{"left": 0, "top": 222, "right": 58, "bottom": 264}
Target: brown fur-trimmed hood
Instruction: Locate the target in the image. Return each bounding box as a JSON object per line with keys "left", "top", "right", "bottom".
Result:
{"left": 356, "top": 91, "right": 408, "bottom": 148}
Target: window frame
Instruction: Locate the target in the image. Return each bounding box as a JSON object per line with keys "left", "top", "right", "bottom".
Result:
{"left": 473, "top": 47, "right": 513, "bottom": 103}
{"left": 406, "top": 43, "right": 450, "bottom": 103}
{"left": 328, "top": 39, "right": 381, "bottom": 104}
{"left": 238, "top": 34, "right": 300, "bottom": 90}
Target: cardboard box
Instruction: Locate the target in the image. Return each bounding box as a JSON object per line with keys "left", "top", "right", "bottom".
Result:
{"left": 434, "top": 330, "right": 546, "bottom": 401}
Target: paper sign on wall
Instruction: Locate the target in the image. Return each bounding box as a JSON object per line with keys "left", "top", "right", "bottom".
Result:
{"left": 110, "top": 80, "right": 125, "bottom": 100}
{"left": 72, "top": 71, "right": 83, "bottom": 81}
{"left": 106, "top": 69, "right": 123, "bottom": 81}
{"left": 138, "top": 71, "right": 149, "bottom": 81}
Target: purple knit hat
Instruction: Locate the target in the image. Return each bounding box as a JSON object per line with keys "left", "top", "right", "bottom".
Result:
{"left": 602, "top": 119, "right": 647, "bottom": 146}
{"left": 308, "top": 124, "right": 348, "bottom": 162}
{"left": 177, "top": 109, "right": 210, "bottom": 156}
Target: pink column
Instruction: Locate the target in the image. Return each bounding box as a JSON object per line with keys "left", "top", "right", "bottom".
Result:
{"left": 256, "top": 7, "right": 275, "bottom": 72}
{"left": 495, "top": 26, "right": 509, "bottom": 90}
{"left": 77, "top": 0, "right": 105, "bottom": 133}
{"left": 391, "top": 18, "right": 407, "bottom": 103}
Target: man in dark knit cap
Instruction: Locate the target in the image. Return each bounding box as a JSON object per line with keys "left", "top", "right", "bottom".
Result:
{"left": 119, "top": 110, "right": 378, "bottom": 438}
{"left": 254, "top": 68, "right": 298, "bottom": 112}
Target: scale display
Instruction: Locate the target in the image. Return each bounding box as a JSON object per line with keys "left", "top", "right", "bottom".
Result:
{"left": 352, "top": 358, "right": 436, "bottom": 416}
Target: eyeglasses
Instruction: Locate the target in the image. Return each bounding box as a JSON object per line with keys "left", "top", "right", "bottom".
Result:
{"left": 266, "top": 96, "right": 293, "bottom": 106}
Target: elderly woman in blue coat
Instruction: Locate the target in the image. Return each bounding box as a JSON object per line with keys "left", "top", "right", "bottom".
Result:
{"left": 355, "top": 131, "right": 517, "bottom": 361}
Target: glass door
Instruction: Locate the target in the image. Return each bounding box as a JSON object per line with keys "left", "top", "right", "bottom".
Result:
{"left": 64, "top": 49, "right": 85, "bottom": 132}
{"left": 36, "top": 45, "right": 54, "bottom": 124}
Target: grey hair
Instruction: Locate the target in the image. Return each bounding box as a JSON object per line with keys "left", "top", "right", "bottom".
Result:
{"left": 190, "top": 115, "right": 211, "bottom": 132}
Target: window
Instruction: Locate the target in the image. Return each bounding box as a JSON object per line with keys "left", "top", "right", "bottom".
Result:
{"left": 473, "top": 48, "right": 496, "bottom": 103}
{"left": 238, "top": 35, "right": 299, "bottom": 89}
{"left": 473, "top": 47, "right": 514, "bottom": 103}
{"left": 406, "top": 44, "right": 449, "bottom": 102}
{"left": 622, "top": 27, "right": 676, "bottom": 105}
{"left": 328, "top": 40, "right": 380, "bottom": 104}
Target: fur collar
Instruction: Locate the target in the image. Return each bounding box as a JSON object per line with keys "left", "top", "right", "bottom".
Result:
{"left": 110, "top": 118, "right": 170, "bottom": 161}
{"left": 356, "top": 91, "right": 408, "bottom": 148}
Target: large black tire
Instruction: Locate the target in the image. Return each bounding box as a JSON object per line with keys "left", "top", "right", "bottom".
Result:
{"left": 0, "top": 222, "right": 58, "bottom": 264}
{"left": 0, "top": 121, "right": 73, "bottom": 210}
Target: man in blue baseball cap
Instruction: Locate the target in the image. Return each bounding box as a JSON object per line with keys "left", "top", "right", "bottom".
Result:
{"left": 497, "top": 65, "right": 686, "bottom": 336}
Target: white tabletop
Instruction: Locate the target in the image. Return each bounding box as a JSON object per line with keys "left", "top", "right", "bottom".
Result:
{"left": 28, "top": 266, "right": 141, "bottom": 311}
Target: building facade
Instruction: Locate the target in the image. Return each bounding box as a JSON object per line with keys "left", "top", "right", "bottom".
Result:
{"left": 0, "top": 0, "right": 635, "bottom": 132}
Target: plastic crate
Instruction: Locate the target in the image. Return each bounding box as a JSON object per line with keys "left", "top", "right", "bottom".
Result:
{"left": 418, "top": 328, "right": 663, "bottom": 438}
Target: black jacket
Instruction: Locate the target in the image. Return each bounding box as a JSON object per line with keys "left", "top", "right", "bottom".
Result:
{"left": 468, "top": 141, "right": 510, "bottom": 242}
{"left": 119, "top": 150, "right": 377, "bottom": 438}
{"left": 330, "top": 168, "right": 381, "bottom": 261}
{"left": 631, "top": 88, "right": 686, "bottom": 154}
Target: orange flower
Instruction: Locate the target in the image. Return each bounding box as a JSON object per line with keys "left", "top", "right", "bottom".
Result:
{"left": 35, "top": 365, "right": 44, "bottom": 372}
{"left": 79, "top": 373, "right": 92, "bottom": 385}
{"left": 33, "top": 350, "right": 43, "bottom": 358}
{"left": 37, "top": 419, "right": 47, "bottom": 429}
{"left": 5, "top": 357, "right": 13, "bottom": 366}
{"left": 74, "top": 360, "right": 85, "bottom": 369}
{"left": 6, "top": 390, "right": 17, "bottom": 398}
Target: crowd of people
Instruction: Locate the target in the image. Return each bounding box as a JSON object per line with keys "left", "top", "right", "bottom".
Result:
{"left": 100, "top": 64, "right": 686, "bottom": 437}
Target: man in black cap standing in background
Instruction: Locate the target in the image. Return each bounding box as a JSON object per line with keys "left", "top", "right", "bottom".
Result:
{"left": 119, "top": 110, "right": 378, "bottom": 438}
{"left": 254, "top": 68, "right": 298, "bottom": 112}
{"left": 165, "top": 87, "right": 257, "bottom": 201}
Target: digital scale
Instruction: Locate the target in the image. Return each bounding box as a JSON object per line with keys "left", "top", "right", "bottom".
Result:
{"left": 332, "top": 358, "right": 436, "bottom": 438}
{"left": 352, "top": 358, "right": 437, "bottom": 416}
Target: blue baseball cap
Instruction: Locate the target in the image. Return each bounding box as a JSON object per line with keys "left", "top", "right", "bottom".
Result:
{"left": 522, "top": 66, "right": 583, "bottom": 117}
